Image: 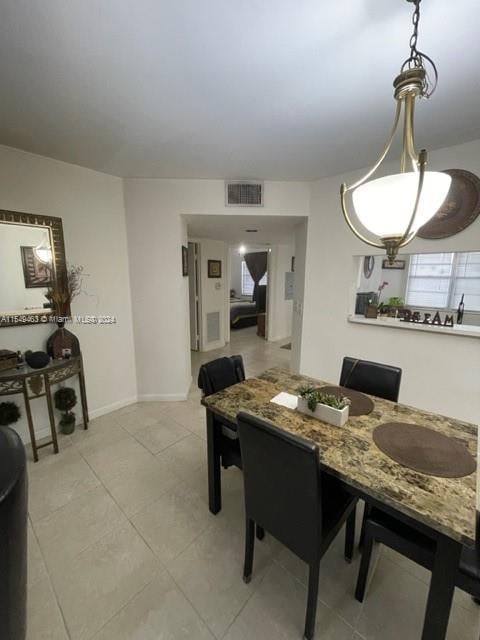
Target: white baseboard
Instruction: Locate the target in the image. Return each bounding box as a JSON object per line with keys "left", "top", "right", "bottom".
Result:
{"left": 19, "top": 396, "right": 138, "bottom": 446}
{"left": 89, "top": 396, "right": 138, "bottom": 420}
{"left": 137, "top": 377, "right": 192, "bottom": 403}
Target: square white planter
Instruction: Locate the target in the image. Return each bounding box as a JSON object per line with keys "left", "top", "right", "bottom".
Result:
{"left": 297, "top": 397, "right": 349, "bottom": 427}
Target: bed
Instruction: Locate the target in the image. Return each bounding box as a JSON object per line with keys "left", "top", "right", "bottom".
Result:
{"left": 229, "top": 286, "right": 267, "bottom": 329}
{"left": 230, "top": 299, "right": 258, "bottom": 329}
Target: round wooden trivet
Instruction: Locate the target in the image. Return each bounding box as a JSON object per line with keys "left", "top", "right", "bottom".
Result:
{"left": 319, "top": 386, "right": 374, "bottom": 417}
{"left": 373, "top": 422, "right": 476, "bottom": 478}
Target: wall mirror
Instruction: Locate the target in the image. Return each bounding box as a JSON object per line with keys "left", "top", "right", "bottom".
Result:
{"left": 0, "top": 209, "right": 67, "bottom": 327}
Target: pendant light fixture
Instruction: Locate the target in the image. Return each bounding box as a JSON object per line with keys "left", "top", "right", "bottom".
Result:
{"left": 34, "top": 230, "right": 53, "bottom": 264}
{"left": 340, "top": 0, "right": 451, "bottom": 263}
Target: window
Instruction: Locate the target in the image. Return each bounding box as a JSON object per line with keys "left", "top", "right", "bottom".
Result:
{"left": 241, "top": 261, "right": 267, "bottom": 296}
{"left": 405, "top": 252, "right": 480, "bottom": 311}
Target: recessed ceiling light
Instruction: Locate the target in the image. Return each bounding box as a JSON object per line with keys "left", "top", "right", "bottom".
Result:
{"left": 245, "top": 229, "right": 258, "bottom": 233}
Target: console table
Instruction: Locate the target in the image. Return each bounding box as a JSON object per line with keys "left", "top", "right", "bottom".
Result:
{"left": 0, "top": 356, "right": 89, "bottom": 462}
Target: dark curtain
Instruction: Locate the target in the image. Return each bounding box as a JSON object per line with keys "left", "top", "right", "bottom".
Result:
{"left": 244, "top": 251, "right": 268, "bottom": 301}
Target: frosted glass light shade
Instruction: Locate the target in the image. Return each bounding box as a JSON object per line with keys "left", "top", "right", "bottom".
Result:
{"left": 34, "top": 246, "right": 52, "bottom": 263}
{"left": 34, "top": 233, "right": 53, "bottom": 264}
{"left": 352, "top": 171, "right": 451, "bottom": 239}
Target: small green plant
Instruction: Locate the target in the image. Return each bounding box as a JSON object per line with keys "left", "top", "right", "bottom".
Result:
{"left": 385, "top": 296, "right": 404, "bottom": 308}
{"left": 0, "top": 401, "right": 21, "bottom": 427}
{"left": 297, "top": 386, "right": 350, "bottom": 412}
{"left": 54, "top": 387, "right": 77, "bottom": 434}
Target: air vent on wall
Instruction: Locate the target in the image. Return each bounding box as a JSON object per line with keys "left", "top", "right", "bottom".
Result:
{"left": 206, "top": 311, "right": 220, "bottom": 343}
{"left": 225, "top": 181, "right": 264, "bottom": 207}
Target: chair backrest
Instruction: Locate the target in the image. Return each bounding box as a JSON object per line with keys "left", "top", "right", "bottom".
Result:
{"left": 198, "top": 355, "right": 245, "bottom": 397}
{"left": 0, "top": 426, "right": 27, "bottom": 640}
{"left": 339, "top": 357, "right": 402, "bottom": 402}
{"left": 237, "top": 411, "right": 322, "bottom": 564}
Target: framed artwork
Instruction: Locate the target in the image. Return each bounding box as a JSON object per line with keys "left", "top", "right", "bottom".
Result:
{"left": 20, "top": 246, "right": 52, "bottom": 288}
{"left": 417, "top": 169, "right": 480, "bottom": 239}
{"left": 382, "top": 258, "right": 406, "bottom": 270}
{"left": 208, "top": 259, "right": 222, "bottom": 278}
{"left": 182, "top": 245, "right": 188, "bottom": 276}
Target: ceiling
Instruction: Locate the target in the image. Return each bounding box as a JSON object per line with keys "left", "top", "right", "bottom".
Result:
{"left": 0, "top": 0, "right": 478, "bottom": 179}
{"left": 185, "top": 214, "right": 304, "bottom": 244}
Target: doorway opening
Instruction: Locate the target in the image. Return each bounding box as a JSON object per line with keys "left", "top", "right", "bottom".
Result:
{"left": 185, "top": 214, "right": 307, "bottom": 376}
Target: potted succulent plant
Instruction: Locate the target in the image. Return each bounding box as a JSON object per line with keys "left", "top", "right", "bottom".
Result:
{"left": 0, "top": 401, "right": 21, "bottom": 428}
{"left": 297, "top": 386, "right": 351, "bottom": 427}
{"left": 54, "top": 387, "right": 77, "bottom": 434}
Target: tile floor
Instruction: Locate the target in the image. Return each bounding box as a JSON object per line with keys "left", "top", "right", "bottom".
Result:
{"left": 26, "top": 327, "right": 479, "bottom": 639}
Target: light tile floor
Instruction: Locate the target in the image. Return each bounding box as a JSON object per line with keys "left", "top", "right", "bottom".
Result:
{"left": 26, "top": 327, "right": 479, "bottom": 639}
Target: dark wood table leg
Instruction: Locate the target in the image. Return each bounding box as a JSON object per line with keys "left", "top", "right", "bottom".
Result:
{"left": 23, "top": 383, "right": 38, "bottom": 462}
{"left": 45, "top": 377, "right": 59, "bottom": 454}
{"left": 78, "top": 368, "right": 89, "bottom": 430}
{"left": 421, "top": 535, "right": 461, "bottom": 640}
{"left": 206, "top": 409, "right": 222, "bottom": 514}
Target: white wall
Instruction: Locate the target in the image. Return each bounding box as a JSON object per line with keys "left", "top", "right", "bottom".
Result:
{"left": 267, "top": 243, "right": 294, "bottom": 342}
{"left": 197, "top": 238, "right": 227, "bottom": 351}
{"left": 229, "top": 248, "right": 244, "bottom": 297}
{"left": 299, "top": 139, "right": 480, "bottom": 424}
{"left": 124, "top": 179, "right": 310, "bottom": 398}
{"left": 291, "top": 220, "right": 308, "bottom": 371}
{"left": 357, "top": 254, "right": 408, "bottom": 302}
{"left": 0, "top": 145, "right": 137, "bottom": 442}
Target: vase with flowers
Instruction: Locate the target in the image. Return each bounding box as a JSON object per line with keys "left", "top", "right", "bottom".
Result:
{"left": 46, "top": 265, "right": 84, "bottom": 359}
{"left": 364, "top": 281, "right": 389, "bottom": 319}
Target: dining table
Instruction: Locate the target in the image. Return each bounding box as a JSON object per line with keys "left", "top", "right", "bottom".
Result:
{"left": 201, "top": 367, "right": 478, "bottom": 640}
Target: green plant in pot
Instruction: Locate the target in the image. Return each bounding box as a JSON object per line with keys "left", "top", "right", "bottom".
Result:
{"left": 0, "top": 401, "right": 21, "bottom": 428}
{"left": 54, "top": 387, "right": 77, "bottom": 434}
{"left": 297, "top": 386, "right": 350, "bottom": 412}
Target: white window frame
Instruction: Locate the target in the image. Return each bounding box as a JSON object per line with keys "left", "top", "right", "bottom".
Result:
{"left": 405, "top": 252, "right": 480, "bottom": 313}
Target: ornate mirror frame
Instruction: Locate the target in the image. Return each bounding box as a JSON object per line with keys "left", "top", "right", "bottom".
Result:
{"left": 0, "top": 209, "right": 68, "bottom": 328}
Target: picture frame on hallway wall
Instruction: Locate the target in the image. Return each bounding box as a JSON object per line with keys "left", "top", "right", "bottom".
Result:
{"left": 208, "top": 259, "right": 222, "bottom": 278}
{"left": 182, "top": 245, "right": 188, "bottom": 276}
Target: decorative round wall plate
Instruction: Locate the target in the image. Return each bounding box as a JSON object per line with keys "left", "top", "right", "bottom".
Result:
{"left": 417, "top": 169, "right": 480, "bottom": 239}
{"left": 363, "top": 255, "right": 375, "bottom": 278}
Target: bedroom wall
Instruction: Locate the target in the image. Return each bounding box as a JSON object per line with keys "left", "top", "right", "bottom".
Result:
{"left": 0, "top": 145, "right": 137, "bottom": 443}
{"left": 300, "top": 138, "right": 480, "bottom": 424}
{"left": 124, "top": 179, "right": 310, "bottom": 398}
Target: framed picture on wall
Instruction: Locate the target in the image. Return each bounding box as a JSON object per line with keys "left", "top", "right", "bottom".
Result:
{"left": 20, "top": 246, "right": 52, "bottom": 288}
{"left": 382, "top": 259, "right": 406, "bottom": 270}
{"left": 208, "top": 259, "right": 222, "bottom": 278}
{"left": 182, "top": 245, "right": 188, "bottom": 276}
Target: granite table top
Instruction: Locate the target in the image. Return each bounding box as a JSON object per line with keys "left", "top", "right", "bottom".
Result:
{"left": 202, "top": 367, "right": 478, "bottom": 545}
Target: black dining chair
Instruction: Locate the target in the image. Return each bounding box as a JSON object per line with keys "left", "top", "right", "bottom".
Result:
{"left": 237, "top": 412, "right": 357, "bottom": 640}
{"left": 198, "top": 355, "right": 245, "bottom": 397}
{"left": 340, "top": 356, "right": 402, "bottom": 546}
{"left": 355, "top": 507, "right": 480, "bottom": 605}
{"left": 339, "top": 357, "right": 402, "bottom": 403}
{"left": 198, "top": 356, "right": 265, "bottom": 539}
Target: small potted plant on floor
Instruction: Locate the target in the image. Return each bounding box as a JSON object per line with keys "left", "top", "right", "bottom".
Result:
{"left": 54, "top": 387, "right": 77, "bottom": 434}
{"left": 297, "top": 386, "right": 351, "bottom": 427}
{"left": 0, "top": 401, "right": 21, "bottom": 429}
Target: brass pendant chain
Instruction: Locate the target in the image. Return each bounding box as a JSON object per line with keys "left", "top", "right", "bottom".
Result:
{"left": 401, "top": 0, "right": 438, "bottom": 98}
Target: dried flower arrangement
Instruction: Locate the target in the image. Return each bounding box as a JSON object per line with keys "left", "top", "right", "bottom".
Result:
{"left": 46, "top": 265, "right": 85, "bottom": 318}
